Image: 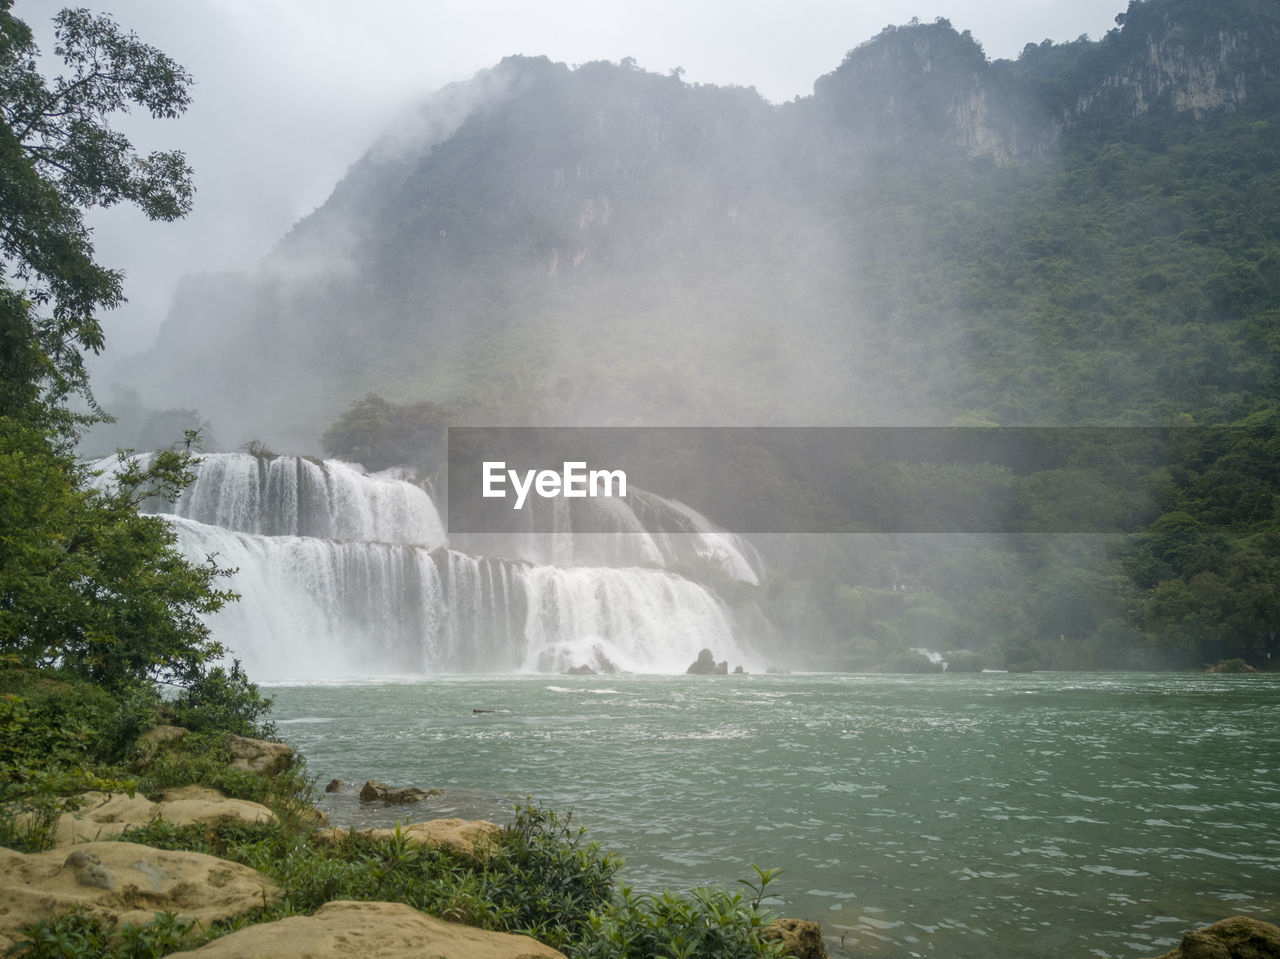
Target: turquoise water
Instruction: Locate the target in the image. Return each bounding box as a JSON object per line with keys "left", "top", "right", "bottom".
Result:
{"left": 266, "top": 672, "right": 1280, "bottom": 958}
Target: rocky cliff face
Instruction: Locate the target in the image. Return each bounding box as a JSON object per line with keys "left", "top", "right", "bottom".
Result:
{"left": 1072, "top": 14, "right": 1276, "bottom": 122}
{"left": 810, "top": 19, "right": 1056, "bottom": 164}
{"left": 813, "top": 1, "right": 1280, "bottom": 164}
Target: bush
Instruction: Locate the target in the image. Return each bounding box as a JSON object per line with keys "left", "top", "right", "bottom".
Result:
{"left": 575, "top": 866, "right": 788, "bottom": 959}
{"left": 0, "top": 669, "right": 143, "bottom": 810}
{"left": 12, "top": 907, "right": 220, "bottom": 957}
{"left": 166, "top": 660, "right": 276, "bottom": 739}
{"left": 109, "top": 804, "right": 789, "bottom": 959}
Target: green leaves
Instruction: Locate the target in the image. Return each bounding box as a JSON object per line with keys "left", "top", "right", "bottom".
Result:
{"left": 0, "top": 418, "right": 236, "bottom": 691}
{"left": 576, "top": 866, "right": 788, "bottom": 959}
{"left": 0, "top": 0, "right": 193, "bottom": 418}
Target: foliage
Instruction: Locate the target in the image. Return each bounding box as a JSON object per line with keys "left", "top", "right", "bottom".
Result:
{"left": 165, "top": 660, "right": 275, "bottom": 739}
{"left": 1120, "top": 413, "right": 1280, "bottom": 667}
{"left": 0, "top": 4, "right": 269, "bottom": 785}
{"left": 576, "top": 865, "right": 788, "bottom": 959}
{"left": 320, "top": 392, "right": 449, "bottom": 472}
{"left": 481, "top": 802, "right": 621, "bottom": 950}
{"left": 0, "top": 0, "right": 193, "bottom": 422}
{"left": 117, "top": 803, "right": 613, "bottom": 947}
{"left": 107, "top": 803, "right": 788, "bottom": 959}
{"left": 9, "top": 909, "right": 214, "bottom": 959}
{"left": 0, "top": 421, "right": 236, "bottom": 691}
{"left": 0, "top": 663, "right": 291, "bottom": 851}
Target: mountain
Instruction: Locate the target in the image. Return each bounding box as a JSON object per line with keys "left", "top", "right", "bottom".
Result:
{"left": 115, "top": 0, "right": 1280, "bottom": 451}
{"left": 101, "top": 0, "right": 1280, "bottom": 673}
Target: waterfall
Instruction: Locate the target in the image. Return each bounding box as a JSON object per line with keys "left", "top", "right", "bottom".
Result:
{"left": 449, "top": 485, "right": 763, "bottom": 584}
{"left": 104, "top": 452, "right": 755, "bottom": 680}
{"left": 171, "top": 453, "right": 446, "bottom": 546}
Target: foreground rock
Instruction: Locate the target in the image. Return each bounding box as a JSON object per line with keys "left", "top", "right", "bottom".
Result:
{"left": 763, "top": 918, "right": 829, "bottom": 959}
{"left": 358, "top": 779, "right": 444, "bottom": 804}
{"left": 0, "top": 841, "right": 279, "bottom": 951}
{"left": 316, "top": 818, "right": 500, "bottom": 853}
{"left": 1142, "top": 916, "right": 1280, "bottom": 959}
{"left": 184, "top": 899, "right": 566, "bottom": 957}
{"left": 42, "top": 788, "right": 276, "bottom": 846}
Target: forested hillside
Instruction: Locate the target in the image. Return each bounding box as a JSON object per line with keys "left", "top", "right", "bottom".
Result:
{"left": 112, "top": 0, "right": 1280, "bottom": 671}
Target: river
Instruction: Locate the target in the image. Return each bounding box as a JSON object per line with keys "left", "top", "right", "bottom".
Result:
{"left": 266, "top": 671, "right": 1280, "bottom": 958}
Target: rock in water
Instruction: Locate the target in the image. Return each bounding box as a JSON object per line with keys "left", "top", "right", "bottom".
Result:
{"left": 762, "top": 918, "right": 829, "bottom": 959}
{"left": 181, "top": 899, "right": 568, "bottom": 957}
{"left": 1143, "top": 916, "right": 1280, "bottom": 959}
{"left": 687, "top": 648, "right": 728, "bottom": 674}
{"left": 358, "top": 779, "right": 444, "bottom": 803}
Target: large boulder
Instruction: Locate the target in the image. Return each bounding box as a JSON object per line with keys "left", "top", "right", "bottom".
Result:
{"left": 226, "top": 735, "right": 293, "bottom": 775}
{"left": 1143, "top": 916, "right": 1280, "bottom": 959}
{"left": 0, "top": 841, "right": 279, "bottom": 950}
{"left": 134, "top": 726, "right": 292, "bottom": 776}
{"left": 182, "top": 899, "right": 566, "bottom": 957}
{"left": 157, "top": 785, "right": 277, "bottom": 828}
{"left": 42, "top": 792, "right": 159, "bottom": 846}
{"left": 315, "top": 818, "right": 500, "bottom": 853}
{"left": 41, "top": 789, "right": 276, "bottom": 847}
{"left": 762, "top": 918, "right": 829, "bottom": 959}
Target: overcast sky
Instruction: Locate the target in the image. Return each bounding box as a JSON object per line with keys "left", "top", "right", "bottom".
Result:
{"left": 17, "top": 0, "right": 1125, "bottom": 356}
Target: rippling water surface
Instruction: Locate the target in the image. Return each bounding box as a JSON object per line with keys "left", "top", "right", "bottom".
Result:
{"left": 267, "top": 672, "right": 1280, "bottom": 958}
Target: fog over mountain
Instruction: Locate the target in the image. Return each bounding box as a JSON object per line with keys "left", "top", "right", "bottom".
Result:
{"left": 81, "top": 0, "right": 1280, "bottom": 674}
{"left": 101, "top": 0, "right": 1280, "bottom": 454}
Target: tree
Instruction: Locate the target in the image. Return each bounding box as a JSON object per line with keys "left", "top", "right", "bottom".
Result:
{"left": 0, "top": 426, "right": 234, "bottom": 690}
{"left": 0, "top": 0, "right": 193, "bottom": 425}
{"left": 321, "top": 393, "right": 449, "bottom": 472}
{"left": 0, "top": 5, "right": 257, "bottom": 721}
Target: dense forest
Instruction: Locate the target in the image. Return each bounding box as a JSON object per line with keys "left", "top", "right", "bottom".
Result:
{"left": 104, "top": 0, "right": 1280, "bottom": 672}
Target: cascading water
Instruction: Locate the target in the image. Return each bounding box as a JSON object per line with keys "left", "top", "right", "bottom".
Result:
{"left": 449, "top": 486, "right": 763, "bottom": 584}
{"left": 100, "top": 452, "right": 755, "bottom": 680}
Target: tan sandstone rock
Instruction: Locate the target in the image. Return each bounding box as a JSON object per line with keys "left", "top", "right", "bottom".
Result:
{"left": 0, "top": 841, "right": 279, "bottom": 944}
{"left": 157, "top": 786, "right": 276, "bottom": 828}
{"left": 183, "top": 899, "right": 567, "bottom": 958}
{"left": 46, "top": 791, "right": 159, "bottom": 846}
{"left": 225, "top": 735, "right": 293, "bottom": 776}
{"left": 1142, "top": 916, "right": 1280, "bottom": 959}
{"left": 44, "top": 788, "right": 276, "bottom": 847}
{"left": 315, "top": 817, "right": 500, "bottom": 853}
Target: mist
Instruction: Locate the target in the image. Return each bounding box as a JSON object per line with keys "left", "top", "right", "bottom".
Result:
{"left": 60, "top": 0, "right": 1279, "bottom": 677}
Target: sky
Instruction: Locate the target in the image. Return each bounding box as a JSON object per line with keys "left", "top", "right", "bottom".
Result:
{"left": 16, "top": 0, "right": 1126, "bottom": 357}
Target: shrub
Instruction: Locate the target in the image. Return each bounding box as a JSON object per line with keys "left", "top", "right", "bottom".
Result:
{"left": 574, "top": 865, "right": 788, "bottom": 959}
{"left": 166, "top": 660, "right": 276, "bottom": 739}
{"left": 12, "top": 908, "right": 217, "bottom": 957}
